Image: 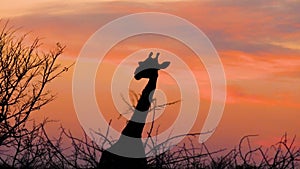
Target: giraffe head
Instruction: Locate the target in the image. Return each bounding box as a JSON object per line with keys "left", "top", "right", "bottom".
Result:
{"left": 134, "top": 52, "right": 170, "bottom": 80}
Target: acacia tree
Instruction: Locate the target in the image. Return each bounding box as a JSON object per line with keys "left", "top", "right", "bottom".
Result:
{"left": 0, "top": 21, "right": 65, "bottom": 146}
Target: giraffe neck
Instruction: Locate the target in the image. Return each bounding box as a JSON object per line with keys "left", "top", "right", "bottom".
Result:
{"left": 121, "top": 76, "right": 157, "bottom": 138}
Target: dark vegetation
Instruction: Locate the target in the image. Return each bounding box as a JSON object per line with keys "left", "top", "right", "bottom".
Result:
{"left": 0, "top": 21, "right": 299, "bottom": 169}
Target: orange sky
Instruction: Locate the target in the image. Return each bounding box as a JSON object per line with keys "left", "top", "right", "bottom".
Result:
{"left": 2, "top": 0, "right": 300, "bottom": 149}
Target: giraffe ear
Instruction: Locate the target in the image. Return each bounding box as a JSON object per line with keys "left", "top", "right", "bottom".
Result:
{"left": 159, "top": 61, "right": 170, "bottom": 69}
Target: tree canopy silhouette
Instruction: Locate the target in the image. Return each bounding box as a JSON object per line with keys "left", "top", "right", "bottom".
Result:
{"left": 0, "top": 21, "right": 65, "bottom": 146}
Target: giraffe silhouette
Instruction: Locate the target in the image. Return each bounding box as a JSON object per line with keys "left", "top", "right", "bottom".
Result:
{"left": 98, "top": 52, "right": 170, "bottom": 169}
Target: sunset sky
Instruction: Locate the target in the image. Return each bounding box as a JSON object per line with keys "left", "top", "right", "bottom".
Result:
{"left": 2, "top": 0, "right": 300, "bottom": 150}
